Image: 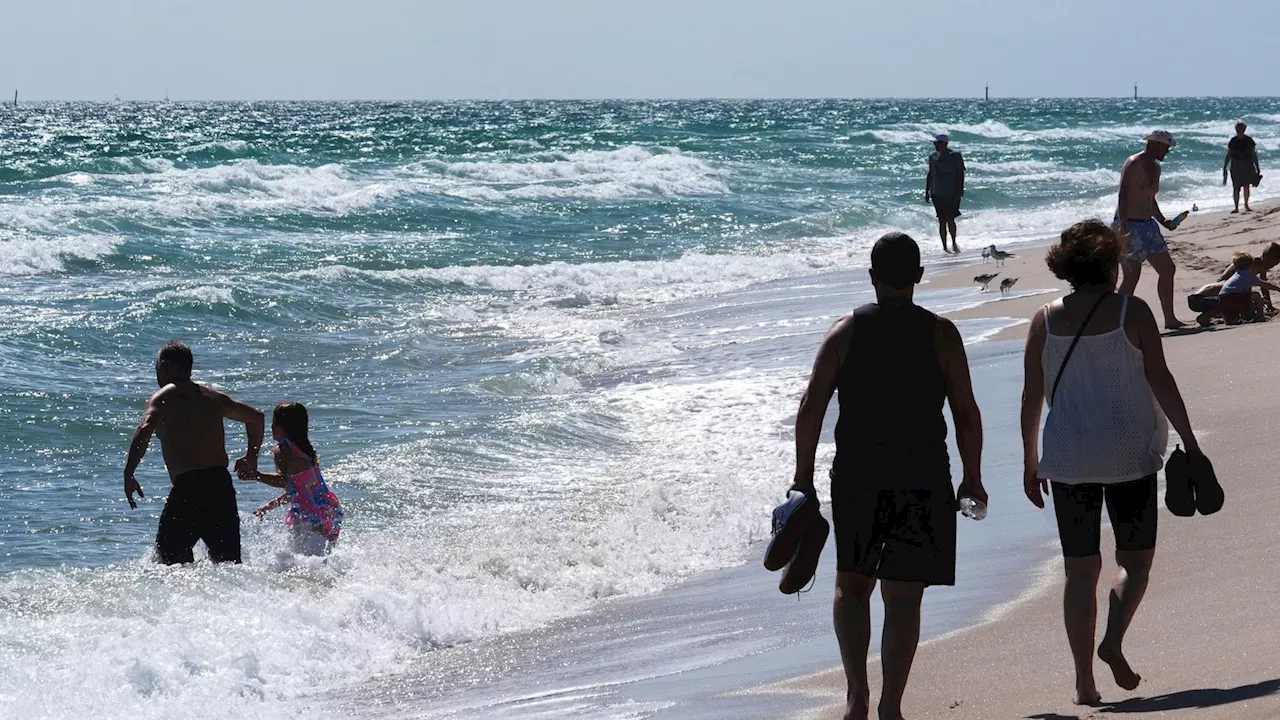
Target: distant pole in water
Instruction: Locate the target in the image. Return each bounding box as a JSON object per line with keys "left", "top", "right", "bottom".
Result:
{"left": 985, "top": 84, "right": 989, "bottom": 101}
{"left": 12, "top": 90, "right": 16, "bottom": 108}
{"left": 1134, "top": 83, "right": 1138, "bottom": 100}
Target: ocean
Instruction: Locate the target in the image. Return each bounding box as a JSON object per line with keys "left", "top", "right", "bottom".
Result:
{"left": 0, "top": 98, "right": 1275, "bottom": 718}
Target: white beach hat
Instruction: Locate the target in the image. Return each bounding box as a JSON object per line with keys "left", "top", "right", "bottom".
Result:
{"left": 1144, "top": 130, "right": 1176, "bottom": 147}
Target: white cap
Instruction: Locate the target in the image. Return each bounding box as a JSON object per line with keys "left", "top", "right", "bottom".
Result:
{"left": 934, "top": 133, "right": 950, "bottom": 143}
{"left": 1144, "top": 130, "right": 1176, "bottom": 147}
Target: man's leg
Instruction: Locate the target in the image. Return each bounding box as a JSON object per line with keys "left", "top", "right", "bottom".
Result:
{"left": 1233, "top": 185, "right": 1241, "bottom": 212}
{"left": 1146, "top": 251, "right": 1185, "bottom": 328}
{"left": 1118, "top": 260, "right": 1142, "bottom": 296}
{"left": 937, "top": 219, "right": 949, "bottom": 253}
{"left": 1244, "top": 184, "right": 1253, "bottom": 211}
{"left": 201, "top": 469, "right": 243, "bottom": 564}
{"left": 1064, "top": 555, "right": 1103, "bottom": 704}
{"left": 835, "top": 572, "right": 877, "bottom": 720}
{"left": 1097, "top": 548, "right": 1154, "bottom": 691}
{"left": 878, "top": 580, "right": 926, "bottom": 720}
{"left": 947, "top": 219, "right": 959, "bottom": 253}
{"left": 155, "top": 492, "right": 198, "bottom": 565}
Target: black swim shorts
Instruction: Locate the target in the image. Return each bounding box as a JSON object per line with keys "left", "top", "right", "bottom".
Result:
{"left": 155, "top": 467, "right": 242, "bottom": 564}
{"left": 931, "top": 196, "right": 962, "bottom": 222}
{"left": 831, "top": 485, "right": 957, "bottom": 586}
{"left": 1050, "top": 474, "right": 1157, "bottom": 558}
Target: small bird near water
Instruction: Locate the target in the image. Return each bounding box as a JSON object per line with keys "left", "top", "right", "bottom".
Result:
{"left": 974, "top": 273, "right": 999, "bottom": 291}
{"left": 986, "top": 245, "right": 1015, "bottom": 267}
{"left": 1000, "top": 277, "right": 1019, "bottom": 295}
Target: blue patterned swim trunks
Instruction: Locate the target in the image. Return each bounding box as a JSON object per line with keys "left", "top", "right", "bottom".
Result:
{"left": 1113, "top": 218, "right": 1167, "bottom": 264}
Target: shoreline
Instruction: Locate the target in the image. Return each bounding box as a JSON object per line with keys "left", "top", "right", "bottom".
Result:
{"left": 763, "top": 200, "right": 1280, "bottom": 719}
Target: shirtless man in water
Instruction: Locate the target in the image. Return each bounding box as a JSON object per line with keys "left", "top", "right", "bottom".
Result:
{"left": 1115, "top": 130, "right": 1187, "bottom": 329}
{"left": 124, "top": 341, "right": 264, "bottom": 564}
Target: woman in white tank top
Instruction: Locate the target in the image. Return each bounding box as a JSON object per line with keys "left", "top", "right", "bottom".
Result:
{"left": 1020, "top": 219, "right": 1199, "bottom": 706}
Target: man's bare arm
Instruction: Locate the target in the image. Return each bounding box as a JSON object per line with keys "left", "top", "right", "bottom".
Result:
{"left": 925, "top": 164, "right": 934, "bottom": 201}
{"left": 938, "top": 318, "right": 984, "bottom": 502}
{"left": 216, "top": 391, "right": 265, "bottom": 471}
{"left": 957, "top": 154, "right": 966, "bottom": 197}
{"left": 123, "top": 392, "right": 166, "bottom": 509}
{"left": 791, "top": 316, "right": 850, "bottom": 493}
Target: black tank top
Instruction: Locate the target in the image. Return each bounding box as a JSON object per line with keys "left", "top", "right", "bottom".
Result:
{"left": 831, "top": 302, "right": 951, "bottom": 490}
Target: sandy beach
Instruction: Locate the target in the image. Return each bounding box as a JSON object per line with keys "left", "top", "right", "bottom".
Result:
{"left": 767, "top": 204, "right": 1280, "bottom": 719}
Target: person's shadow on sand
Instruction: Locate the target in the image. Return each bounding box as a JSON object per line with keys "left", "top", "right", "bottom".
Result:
{"left": 1026, "top": 677, "right": 1280, "bottom": 719}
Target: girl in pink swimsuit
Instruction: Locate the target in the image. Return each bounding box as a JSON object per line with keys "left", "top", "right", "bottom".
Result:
{"left": 241, "top": 402, "right": 343, "bottom": 555}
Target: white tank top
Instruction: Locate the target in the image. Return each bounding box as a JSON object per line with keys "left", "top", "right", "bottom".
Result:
{"left": 1039, "top": 295, "right": 1168, "bottom": 484}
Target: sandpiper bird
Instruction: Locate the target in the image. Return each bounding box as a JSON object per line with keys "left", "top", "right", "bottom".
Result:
{"left": 1000, "top": 277, "right": 1019, "bottom": 295}
{"left": 981, "top": 246, "right": 991, "bottom": 263}
{"left": 987, "top": 245, "right": 1015, "bottom": 267}
{"left": 974, "top": 273, "right": 999, "bottom": 291}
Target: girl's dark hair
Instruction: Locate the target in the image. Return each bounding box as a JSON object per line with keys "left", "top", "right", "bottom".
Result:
{"left": 1045, "top": 219, "right": 1124, "bottom": 288}
{"left": 273, "top": 401, "right": 317, "bottom": 464}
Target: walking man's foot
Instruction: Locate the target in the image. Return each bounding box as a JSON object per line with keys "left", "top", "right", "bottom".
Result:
{"left": 950, "top": 242, "right": 960, "bottom": 254}
{"left": 1097, "top": 643, "right": 1142, "bottom": 691}
{"left": 1232, "top": 208, "right": 1240, "bottom": 214}
{"left": 1074, "top": 684, "right": 1103, "bottom": 706}
{"left": 843, "top": 696, "right": 870, "bottom": 720}
{"left": 1164, "top": 318, "right": 1189, "bottom": 330}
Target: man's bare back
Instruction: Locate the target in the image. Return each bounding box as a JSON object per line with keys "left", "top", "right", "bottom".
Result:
{"left": 150, "top": 382, "right": 232, "bottom": 478}
{"left": 1117, "top": 151, "right": 1161, "bottom": 221}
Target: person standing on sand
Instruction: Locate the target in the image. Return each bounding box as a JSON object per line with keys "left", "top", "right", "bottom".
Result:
{"left": 1115, "top": 130, "right": 1187, "bottom": 329}
{"left": 790, "top": 232, "right": 985, "bottom": 720}
{"left": 124, "top": 341, "right": 265, "bottom": 564}
{"left": 1021, "top": 220, "right": 1199, "bottom": 706}
{"left": 1223, "top": 121, "right": 1261, "bottom": 213}
{"left": 925, "top": 133, "right": 965, "bottom": 255}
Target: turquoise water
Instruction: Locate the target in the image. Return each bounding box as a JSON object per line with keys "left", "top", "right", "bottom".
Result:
{"left": 0, "top": 99, "right": 1275, "bottom": 718}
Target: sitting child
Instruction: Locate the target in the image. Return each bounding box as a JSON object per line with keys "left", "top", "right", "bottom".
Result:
{"left": 1189, "top": 243, "right": 1280, "bottom": 325}
{"left": 1219, "top": 252, "right": 1280, "bottom": 324}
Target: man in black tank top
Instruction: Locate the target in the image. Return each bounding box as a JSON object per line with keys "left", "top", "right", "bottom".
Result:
{"left": 790, "top": 232, "right": 985, "bottom": 720}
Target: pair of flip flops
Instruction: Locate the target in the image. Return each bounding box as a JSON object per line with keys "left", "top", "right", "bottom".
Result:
{"left": 763, "top": 491, "right": 829, "bottom": 594}
{"left": 1164, "top": 445, "right": 1224, "bottom": 516}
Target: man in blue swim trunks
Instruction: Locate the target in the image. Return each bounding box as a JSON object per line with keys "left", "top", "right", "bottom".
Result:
{"left": 1115, "top": 130, "right": 1187, "bottom": 329}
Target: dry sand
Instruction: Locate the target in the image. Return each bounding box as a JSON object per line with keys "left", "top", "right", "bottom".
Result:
{"left": 763, "top": 204, "right": 1280, "bottom": 719}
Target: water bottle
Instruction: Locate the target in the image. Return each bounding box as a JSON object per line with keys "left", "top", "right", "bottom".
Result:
{"left": 959, "top": 495, "right": 987, "bottom": 521}
{"left": 1168, "top": 210, "right": 1190, "bottom": 230}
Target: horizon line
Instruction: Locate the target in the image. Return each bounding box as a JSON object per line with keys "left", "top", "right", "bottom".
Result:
{"left": 7, "top": 94, "right": 1280, "bottom": 104}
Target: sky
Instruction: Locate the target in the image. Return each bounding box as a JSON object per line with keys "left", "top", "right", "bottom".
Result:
{"left": 4, "top": 0, "right": 1277, "bottom": 101}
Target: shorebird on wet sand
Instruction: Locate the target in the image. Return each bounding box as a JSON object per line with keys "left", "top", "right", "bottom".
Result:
{"left": 987, "top": 245, "right": 1015, "bottom": 267}
{"left": 1000, "top": 277, "right": 1019, "bottom": 295}
{"left": 974, "top": 273, "right": 999, "bottom": 291}
{"left": 981, "top": 246, "right": 991, "bottom": 263}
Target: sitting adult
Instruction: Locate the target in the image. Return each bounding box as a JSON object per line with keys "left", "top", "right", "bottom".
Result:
{"left": 1021, "top": 219, "right": 1199, "bottom": 705}
{"left": 1187, "top": 243, "right": 1280, "bottom": 325}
